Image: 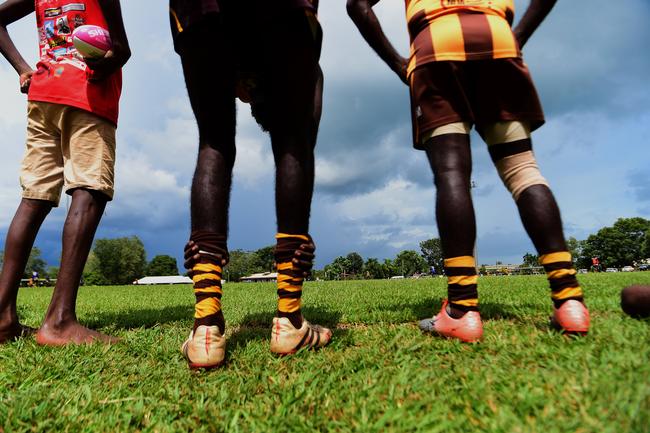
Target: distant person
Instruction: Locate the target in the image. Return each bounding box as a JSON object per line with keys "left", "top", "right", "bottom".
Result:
{"left": 170, "top": 0, "right": 331, "bottom": 369}
{"left": 348, "top": 0, "right": 589, "bottom": 342}
{"left": 0, "top": 0, "right": 130, "bottom": 345}
{"left": 591, "top": 257, "right": 601, "bottom": 272}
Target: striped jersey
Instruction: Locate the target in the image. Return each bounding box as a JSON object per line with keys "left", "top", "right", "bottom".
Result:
{"left": 405, "top": 0, "right": 519, "bottom": 75}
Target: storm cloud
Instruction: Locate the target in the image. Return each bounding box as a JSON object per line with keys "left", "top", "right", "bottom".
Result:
{"left": 0, "top": 0, "right": 648, "bottom": 268}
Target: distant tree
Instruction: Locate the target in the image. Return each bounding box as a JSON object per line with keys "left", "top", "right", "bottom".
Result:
{"left": 47, "top": 266, "right": 59, "bottom": 280}
{"left": 146, "top": 255, "right": 179, "bottom": 276}
{"left": 93, "top": 236, "right": 147, "bottom": 285}
{"left": 383, "top": 259, "right": 398, "bottom": 278}
{"left": 363, "top": 257, "right": 386, "bottom": 279}
{"left": 225, "top": 249, "right": 256, "bottom": 282}
{"left": 25, "top": 247, "right": 47, "bottom": 278}
{"left": 420, "top": 238, "right": 444, "bottom": 272}
{"left": 323, "top": 256, "right": 351, "bottom": 280}
{"left": 83, "top": 251, "right": 105, "bottom": 285}
{"left": 252, "top": 245, "right": 275, "bottom": 273}
{"left": 521, "top": 252, "right": 538, "bottom": 268}
{"left": 581, "top": 217, "right": 650, "bottom": 268}
{"left": 346, "top": 252, "right": 364, "bottom": 276}
{"left": 394, "top": 250, "right": 427, "bottom": 277}
{"left": 566, "top": 237, "right": 585, "bottom": 266}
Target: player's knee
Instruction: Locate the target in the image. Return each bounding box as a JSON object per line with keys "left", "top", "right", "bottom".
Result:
{"left": 198, "top": 136, "right": 236, "bottom": 166}
{"left": 481, "top": 121, "right": 548, "bottom": 200}
{"left": 495, "top": 150, "right": 548, "bottom": 201}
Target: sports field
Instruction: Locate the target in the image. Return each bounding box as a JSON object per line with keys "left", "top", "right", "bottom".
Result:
{"left": 1, "top": 273, "right": 649, "bottom": 432}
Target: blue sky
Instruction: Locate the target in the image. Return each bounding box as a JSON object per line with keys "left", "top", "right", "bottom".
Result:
{"left": 0, "top": 0, "right": 649, "bottom": 271}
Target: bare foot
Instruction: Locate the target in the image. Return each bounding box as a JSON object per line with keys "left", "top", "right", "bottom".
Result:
{"left": 35, "top": 320, "right": 119, "bottom": 346}
{"left": 0, "top": 322, "right": 37, "bottom": 344}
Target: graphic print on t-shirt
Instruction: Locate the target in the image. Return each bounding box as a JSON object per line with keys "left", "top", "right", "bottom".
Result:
{"left": 29, "top": 0, "right": 122, "bottom": 125}
{"left": 38, "top": 1, "right": 90, "bottom": 66}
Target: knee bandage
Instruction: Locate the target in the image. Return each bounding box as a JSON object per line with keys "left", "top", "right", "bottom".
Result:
{"left": 483, "top": 121, "right": 548, "bottom": 201}
{"left": 494, "top": 150, "right": 548, "bottom": 201}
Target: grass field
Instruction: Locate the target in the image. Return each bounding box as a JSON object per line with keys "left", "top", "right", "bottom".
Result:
{"left": 1, "top": 273, "right": 649, "bottom": 432}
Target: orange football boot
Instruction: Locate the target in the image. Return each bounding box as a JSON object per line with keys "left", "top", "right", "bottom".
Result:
{"left": 419, "top": 300, "right": 483, "bottom": 343}
{"left": 550, "top": 299, "right": 590, "bottom": 335}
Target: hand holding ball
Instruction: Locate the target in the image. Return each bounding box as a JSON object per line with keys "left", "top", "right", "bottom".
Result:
{"left": 72, "top": 25, "right": 112, "bottom": 59}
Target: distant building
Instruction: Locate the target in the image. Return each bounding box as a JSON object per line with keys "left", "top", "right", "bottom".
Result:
{"left": 133, "top": 276, "right": 193, "bottom": 285}
{"left": 240, "top": 272, "right": 278, "bottom": 283}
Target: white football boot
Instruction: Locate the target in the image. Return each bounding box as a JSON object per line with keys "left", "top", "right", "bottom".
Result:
{"left": 270, "top": 317, "right": 332, "bottom": 355}
{"left": 181, "top": 325, "right": 226, "bottom": 369}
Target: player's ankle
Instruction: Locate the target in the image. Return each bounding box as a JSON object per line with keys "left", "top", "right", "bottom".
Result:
{"left": 277, "top": 310, "right": 303, "bottom": 328}
{"left": 553, "top": 297, "right": 584, "bottom": 309}
{"left": 194, "top": 311, "right": 225, "bottom": 335}
{"left": 447, "top": 303, "right": 478, "bottom": 319}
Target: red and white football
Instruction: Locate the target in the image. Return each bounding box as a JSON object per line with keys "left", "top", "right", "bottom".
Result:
{"left": 72, "top": 25, "right": 112, "bottom": 59}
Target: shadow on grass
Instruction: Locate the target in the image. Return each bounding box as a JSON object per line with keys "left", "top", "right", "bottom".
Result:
{"left": 228, "top": 306, "right": 344, "bottom": 350}
{"left": 84, "top": 304, "right": 194, "bottom": 329}
{"left": 397, "top": 297, "right": 544, "bottom": 322}
{"left": 82, "top": 298, "right": 543, "bottom": 332}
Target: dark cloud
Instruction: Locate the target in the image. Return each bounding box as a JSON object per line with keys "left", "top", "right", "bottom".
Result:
{"left": 628, "top": 170, "right": 650, "bottom": 202}
{"left": 516, "top": 0, "right": 650, "bottom": 118}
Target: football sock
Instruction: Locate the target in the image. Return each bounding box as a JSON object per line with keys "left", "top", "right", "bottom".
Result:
{"left": 275, "top": 233, "right": 313, "bottom": 329}
{"left": 444, "top": 256, "right": 479, "bottom": 317}
{"left": 539, "top": 251, "right": 583, "bottom": 308}
{"left": 189, "top": 231, "right": 228, "bottom": 333}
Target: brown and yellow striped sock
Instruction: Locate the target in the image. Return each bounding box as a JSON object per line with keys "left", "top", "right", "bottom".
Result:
{"left": 192, "top": 261, "right": 224, "bottom": 332}
{"left": 274, "top": 233, "right": 312, "bottom": 329}
{"left": 539, "top": 251, "right": 583, "bottom": 308}
{"left": 444, "top": 256, "right": 479, "bottom": 314}
{"left": 189, "top": 231, "right": 228, "bottom": 333}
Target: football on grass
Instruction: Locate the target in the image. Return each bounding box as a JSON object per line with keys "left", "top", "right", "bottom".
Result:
{"left": 72, "top": 25, "right": 112, "bottom": 59}
{"left": 621, "top": 285, "right": 650, "bottom": 318}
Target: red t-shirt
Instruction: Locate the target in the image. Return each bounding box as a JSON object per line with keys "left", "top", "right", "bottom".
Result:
{"left": 28, "top": 0, "right": 122, "bottom": 125}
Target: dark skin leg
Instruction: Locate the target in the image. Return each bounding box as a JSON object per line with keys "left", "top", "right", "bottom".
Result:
{"left": 35, "top": 188, "right": 114, "bottom": 345}
{"left": 180, "top": 23, "right": 237, "bottom": 334}
{"left": 0, "top": 199, "right": 52, "bottom": 343}
{"left": 180, "top": 15, "right": 321, "bottom": 328}
{"left": 516, "top": 184, "right": 567, "bottom": 254}
{"left": 423, "top": 134, "right": 476, "bottom": 318}
{"left": 266, "top": 19, "right": 321, "bottom": 325}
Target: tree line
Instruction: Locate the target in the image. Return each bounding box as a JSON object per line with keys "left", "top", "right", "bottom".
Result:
{"left": 316, "top": 238, "right": 443, "bottom": 280}
{"left": 7, "top": 217, "right": 648, "bottom": 285}
{"left": 521, "top": 217, "right": 650, "bottom": 270}
{"left": 3, "top": 237, "right": 180, "bottom": 285}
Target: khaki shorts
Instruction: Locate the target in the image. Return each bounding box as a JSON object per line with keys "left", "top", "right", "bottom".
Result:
{"left": 20, "top": 101, "right": 116, "bottom": 206}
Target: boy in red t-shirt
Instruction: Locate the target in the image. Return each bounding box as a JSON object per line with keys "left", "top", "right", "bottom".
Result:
{"left": 0, "top": 0, "right": 130, "bottom": 345}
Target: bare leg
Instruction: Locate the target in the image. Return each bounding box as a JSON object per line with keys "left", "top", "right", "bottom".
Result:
{"left": 35, "top": 188, "right": 115, "bottom": 345}
{"left": 516, "top": 184, "right": 567, "bottom": 254}
{"left": 424, "top": 133, "right": 477, "bottom": 318}
{"left": 0, "top": 199, "right": 52, "bottom": 343}
{"left": 180, "top": 19, "right": 237, "bottom": 334}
